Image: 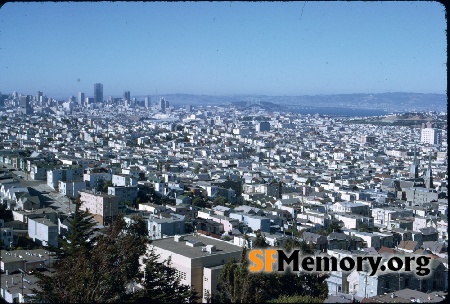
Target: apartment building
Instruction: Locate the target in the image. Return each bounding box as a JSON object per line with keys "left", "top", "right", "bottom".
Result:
{"left": 149, "top": 234, "right": 242, "bottom": 303}
{"left": 79, "top": 190, "right": 119, "bottom": 225}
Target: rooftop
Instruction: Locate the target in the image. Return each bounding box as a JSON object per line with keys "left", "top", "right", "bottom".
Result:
{"left": 151, "top": 234, "right": 242, "bottom": 259}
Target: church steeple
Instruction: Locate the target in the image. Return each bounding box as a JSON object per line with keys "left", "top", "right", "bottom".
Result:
{"left": 425, "top": 151, "right": 433, "bottom": 189}
{"left": 409, "top": 145, "right": 419, "bottom": 179}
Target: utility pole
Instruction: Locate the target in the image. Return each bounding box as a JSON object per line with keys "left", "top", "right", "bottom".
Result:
{"left": 18, "top": 268, "right": 25, "bottom": 299}
{"left": 364, "top": 273, "right": 367, "bottom": 298}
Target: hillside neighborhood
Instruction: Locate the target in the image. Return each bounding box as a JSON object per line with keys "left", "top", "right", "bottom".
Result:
{"left": 0, "top": 93, "right": 448, "bottom": 303}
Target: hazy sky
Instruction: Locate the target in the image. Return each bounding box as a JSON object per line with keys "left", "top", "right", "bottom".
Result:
{"left": 0, "top": 1, "right": 446, "bottom": 99}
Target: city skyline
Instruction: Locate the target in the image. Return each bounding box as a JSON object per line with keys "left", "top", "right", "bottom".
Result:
{"left": 0, "top": 1, "right": 446, "bottom": 98}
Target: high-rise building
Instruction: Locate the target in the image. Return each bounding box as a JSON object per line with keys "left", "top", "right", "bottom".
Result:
{"left": 421, "top": 128, "right": 442, "bottom": 145}
{"left": 123, "top": 90, "right": 130, "bottom": 102}
{"left": 256, "top": 121, "right": 271, "bottom": 132}
{"left": 78, "top": 92, "right": 85, "bottom": 105}
{"left": 360, "top": 135, "right": 376, "bottom": 144}
{"left": 18, "top": 95, "right": 33, "bottom": 115}
{"left": 36, "top": 91, "right": 43, "bottom": 102}
{"left": 85, "top": 97, "right": 94, "bottom": 106}
{"left": 160, "top": 97, "right": 166, "bottom": 112}
{"left": 94, "top": 83, "right": 103, "bottom": 103}
{"left": 144, "top": 96, "right": 151, "bottom": 108}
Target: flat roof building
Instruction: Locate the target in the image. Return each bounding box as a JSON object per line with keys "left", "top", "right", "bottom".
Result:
{"left": 149, "top": 234, "right": 243, "bottom": 303}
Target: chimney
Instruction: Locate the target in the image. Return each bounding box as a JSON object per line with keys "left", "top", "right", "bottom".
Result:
{"left": 174, "top": 235, "right": 185, "bottom": 242}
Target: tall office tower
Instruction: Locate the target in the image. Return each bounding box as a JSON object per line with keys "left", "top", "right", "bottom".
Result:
{"left": 256, "top": 121, "right": 271, "bottom": 132}
{"left": 409, "top": 145, "right": 419, "bottom": 179}
{"left": 94, "top": 83, "right": 103, "bottom": 103}
{"left": 421, "top": 127, "right": 442, "bottom": 145}
{"left": 19, "top": 95, "right": 33, "bottom": 115}
{"left": 123, "top": 90, "right": 130, "bottom": 102}
{"left": 360, "top": 135, "right": 376, "bottom": 144}
{"left": 185, "top": 104, "right": 192, "bottom": 112}
{"left": 160, "top": 97, "right": 166, "bottom": 112}
{"left": 144, "top": 96, "right": 151, "bottom": 108}
{"left": 85, "top": 97, "right": 94, "bottom": 105}
{"left": 36, "top": 91, "right": 43, "bottom": 102}
{"left": 19, "top": 95, "right": 29, "bottom": 106}
{"left": 424, "top": 152, "right": 434, "bottom": 189}
{"left": 78, "top": 92, "right": 85, "bottom": 105}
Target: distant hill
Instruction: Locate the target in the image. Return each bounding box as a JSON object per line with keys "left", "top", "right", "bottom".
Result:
{"left": 136, "top": 92, "right": 447, "bottom": 112}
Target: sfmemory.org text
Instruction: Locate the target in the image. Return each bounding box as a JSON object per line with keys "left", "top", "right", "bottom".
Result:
{"left": 248, "top": 249, "right": 431, "bottom": 277}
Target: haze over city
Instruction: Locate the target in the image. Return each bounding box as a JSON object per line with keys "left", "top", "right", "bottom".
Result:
{"left": 0, "top": 1, "right": 446, "bottom": 98}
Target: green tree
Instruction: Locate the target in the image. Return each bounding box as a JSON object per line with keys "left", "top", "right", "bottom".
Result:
{"left": 253, "top": 230, "right": 269, "bottom": 248}
{"left": 102, "top": 180, "right": 113, "bottom": 193}
{"left": 213, "top": 196, "right": 228, "bottom": 206}
{"left": 32, "top": 211, "right": 149, "bottom": 303}
{"left": 358, "top": 223, "right": 370, "bottom": 232}
{"left": 192, "top": 197, "right": 206, "bottom": 208}
{"left": 193, "top": 166, "right": 200, "bottom": 174}
{"left": 185, "top": 220, "right": 194, "bottom": 234}
{"left": 214, "top": 257, "right": 259, "bottom": 303}
{"left": 283, "top": 237, "right": 301, "bottom": 252}
{"left": 268, "top": 295, "right": 325, "bottom": 303}
{"left": 128, "top": 249, "right": 198, "bottom": 303}
{"left": 0, "top": 202, "right": 13, "bottom": 221}
{"left": 56, "top": 200, "right": 99, "bottom": 259}
{"left": 316, "top": 221, "right": 342, "bottom": 236}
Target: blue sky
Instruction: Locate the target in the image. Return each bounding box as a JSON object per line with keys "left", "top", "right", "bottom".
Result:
{"left": 0, "top": 1, "right": 446, "bottom": 99}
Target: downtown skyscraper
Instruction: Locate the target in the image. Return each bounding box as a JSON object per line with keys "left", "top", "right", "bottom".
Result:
{"left": 78, "top": 92, "right": 85, "bottom": 105}
{"left": 94, "top": 83, "right": 103, "bottom": 103}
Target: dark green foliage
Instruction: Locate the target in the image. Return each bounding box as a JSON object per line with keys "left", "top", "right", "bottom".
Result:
{"left": 283, "top": 239, "right": 314, "bottom": 255}
{"left": 32, "top": 212, "right": 148, "bottom": 303}
{"left": 253, "top": 230, "right": 269, "bottom": 248}
{"left": 56, "top": 201, "right": 98, "bottom": 259}
{"left": 214, "top": 248, "right": 328, "bottom": 303}
{"left": 316, "top": 221, "right": 342, "bottom": 236}
{"left": 192, "top": 196, "right": 207, "bottom": 208}
{"left": 0, "top": 202, "right": 13, "bottom": 221}
{"left": 214, "top": 257, "right": 261, "bottom": 303}
{"left": 358, "top": 223, "right": 370, "bottom": 232}
{"left": 101, "top": 180, "right": 113, "bottom": 193}
{"left": 31, "top": 203, "right": 195, "bottom": 303}
{"left": 127, "top": 250, "right": 198, "bottom": 303}
{"left": 184, "top": 220, "right": 194, "bottom": 233}
{"left": 268, "top": 295, "right": 325, "bottom": 303}
{"left": 15, "top": 235, "right": 39, "bottom": 250}
{"left": 213, "top": 196, "right": 228, "bottom": 206}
